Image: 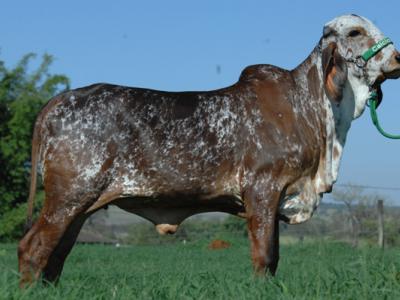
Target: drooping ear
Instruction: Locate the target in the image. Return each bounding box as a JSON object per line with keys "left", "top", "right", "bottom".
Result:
{"left": 321, "top": 42, "right": 348, "bottom": 103}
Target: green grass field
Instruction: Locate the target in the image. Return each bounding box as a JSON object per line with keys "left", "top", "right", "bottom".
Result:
{"left": 1, "top": 238, "right": 400, "bottom": 299}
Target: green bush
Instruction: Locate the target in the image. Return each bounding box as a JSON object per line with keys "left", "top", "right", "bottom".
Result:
{"left": 0, "top": 54, "right": 69, "bottom": 241}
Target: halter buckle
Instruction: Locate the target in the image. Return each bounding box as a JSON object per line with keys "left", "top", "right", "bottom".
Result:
{"left": 355, "top": 56, "right": 367, "bottom": 68}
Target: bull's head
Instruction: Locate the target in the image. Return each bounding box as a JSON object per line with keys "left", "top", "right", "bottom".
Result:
{"left": 320, "top": 14, "right": 400, "bottom": 118}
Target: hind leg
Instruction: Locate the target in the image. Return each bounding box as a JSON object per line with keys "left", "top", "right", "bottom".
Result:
{"left": 18, "top": 213, "right": 74, "bottom": 286}
{"left": 18, "top": 193, "right": 96, "bottom": 287}
{"left": 42, "top": 213, "right": 89, "bottom": 283}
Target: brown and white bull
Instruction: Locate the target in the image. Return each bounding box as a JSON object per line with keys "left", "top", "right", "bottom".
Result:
{"left": 18, "top": 15, "right": 400, "bottom": 285}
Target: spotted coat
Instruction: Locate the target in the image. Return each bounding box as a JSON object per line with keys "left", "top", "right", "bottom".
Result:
{"left": 18, "top": 14, "right": 400, "bottom": 286}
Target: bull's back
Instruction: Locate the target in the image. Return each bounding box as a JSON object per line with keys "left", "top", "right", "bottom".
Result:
{"left": 38, "top": 83, "right": 244, "bottom": 195}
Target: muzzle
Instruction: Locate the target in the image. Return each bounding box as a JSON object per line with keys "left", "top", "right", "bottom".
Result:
{"left": 346, "top": 37, "right": 393, "bottom": 108}
{"left": 343, "top": 37, "right": 400, "bottom": 139}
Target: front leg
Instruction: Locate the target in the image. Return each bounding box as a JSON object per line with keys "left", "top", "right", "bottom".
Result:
{"left": 245, "top": 182, "right": 281, "bottom": 276}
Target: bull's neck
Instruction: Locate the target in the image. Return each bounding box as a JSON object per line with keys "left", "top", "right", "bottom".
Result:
{"left": 291, "top": 46, "right": 322, "bottom": 82}
{"left": 292, "top": 45, "right": 371, "bottom": 146}
{"left": 288, "top": 44, "right": 373, "bottom": 188}
{"left": 290, "top": 46, "right": 346, "bottom": 187}
{"left": 291, "top": 46, "right": 326, "bottom": 109}
{"left": 291, "top": 46, "right": 330, "bottom": 130}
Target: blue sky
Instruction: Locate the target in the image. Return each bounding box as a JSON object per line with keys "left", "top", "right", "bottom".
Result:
{"left": 1, "top": 1, "right": 400, "bottom": 202}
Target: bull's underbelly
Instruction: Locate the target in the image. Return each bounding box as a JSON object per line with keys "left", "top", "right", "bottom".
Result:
{"left": 82, "top": 158, "right": 244, "bottom": 215}
{"left": 113, "top": 194, "right": 245, "bottom": 227}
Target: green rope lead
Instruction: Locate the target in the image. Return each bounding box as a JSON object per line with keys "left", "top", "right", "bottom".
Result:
{"left": 368, "top": 91, "right": 400, "bottom": 139}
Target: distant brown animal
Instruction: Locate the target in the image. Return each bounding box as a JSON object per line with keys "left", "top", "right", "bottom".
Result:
{"left": 18, "top": 15, "right": 400, "bottom": 286}
{"left": 208, "top": 239, "right": 231, "bottom": 250}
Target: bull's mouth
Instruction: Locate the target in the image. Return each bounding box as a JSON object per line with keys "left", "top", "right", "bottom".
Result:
{"left": 383, "top": 68, "right": 400, "bottom": 80}
{"left": 371, "top": 68, "right": 400, "bottom": 89}
{"left": 370, "top": 68, "right": 400, "bottom": 106}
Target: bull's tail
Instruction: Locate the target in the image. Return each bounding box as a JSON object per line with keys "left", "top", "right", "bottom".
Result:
{"left": 24, "top": 123, "right": 41, "bottom": 233}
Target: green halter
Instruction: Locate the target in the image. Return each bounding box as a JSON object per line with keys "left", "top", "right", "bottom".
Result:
{"left": 362, "top": 38, "right": 400, "bottom": 139}
{"left": 361, "top": 37, "right": 392, "bottom": 62}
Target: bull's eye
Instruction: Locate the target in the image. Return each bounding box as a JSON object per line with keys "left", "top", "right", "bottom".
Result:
{"left": 348, "top": 30, "right": 361, "bottom": 37}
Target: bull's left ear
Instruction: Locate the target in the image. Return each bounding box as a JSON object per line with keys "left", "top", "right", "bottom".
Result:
{"left": 322, "top": 42, "right": 348, "bottom": 103}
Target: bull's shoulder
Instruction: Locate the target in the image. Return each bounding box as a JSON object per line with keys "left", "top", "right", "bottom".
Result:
{"left": 238, "top": 64, "right": 292, "bottom": 83}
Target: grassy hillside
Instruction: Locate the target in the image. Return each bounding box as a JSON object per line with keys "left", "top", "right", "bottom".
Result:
{"left": 1, "top": 239, "right": 400, "bottom": 299}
